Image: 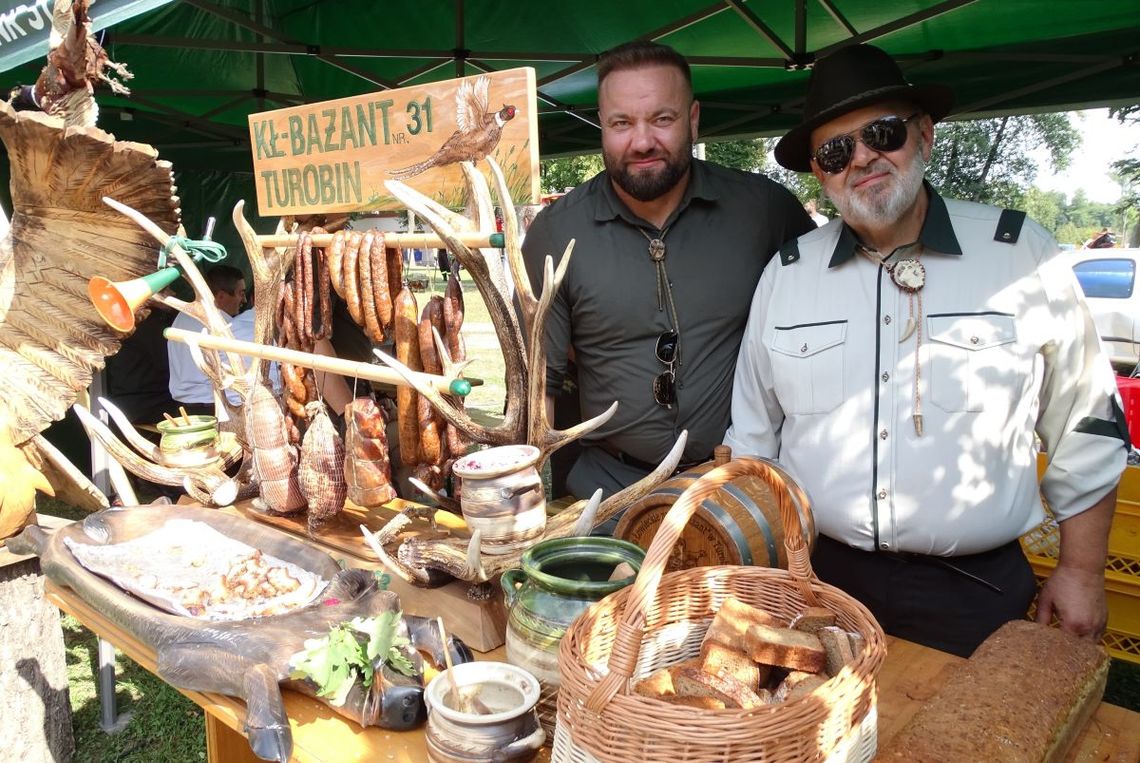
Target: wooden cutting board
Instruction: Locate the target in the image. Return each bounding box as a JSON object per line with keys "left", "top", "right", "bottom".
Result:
{"left": 234, "top": 497, "right": 469, "bottom": 563}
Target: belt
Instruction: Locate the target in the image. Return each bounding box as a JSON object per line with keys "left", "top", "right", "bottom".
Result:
{"left": 597, "top": 443, "right": 704, "bottom": 475}
{"left": 873, "top": 539, "right": 1023, "bottom": 594}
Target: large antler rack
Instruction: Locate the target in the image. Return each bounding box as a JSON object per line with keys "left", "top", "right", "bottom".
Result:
{"left": 368, "top": 157, "right": 692, "bottom": 584}
{"left": 377, "top": 157, "right": 616, "bottom": 459}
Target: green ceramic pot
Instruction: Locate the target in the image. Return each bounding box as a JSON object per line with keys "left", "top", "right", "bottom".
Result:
{"left": 500, "top": 536, "right": 645, "bottom": 736}
{"left": 156, "top": 415, "right": 220, "bottom": 467}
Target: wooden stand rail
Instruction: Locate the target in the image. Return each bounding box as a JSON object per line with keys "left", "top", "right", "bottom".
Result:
{"left": 164, "top": 328, "right": 482, "bottom": 396}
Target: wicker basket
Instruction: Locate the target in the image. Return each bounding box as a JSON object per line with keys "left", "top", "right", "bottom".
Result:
{"left": 554, "top": 457, "right": 887, "bottom": 762}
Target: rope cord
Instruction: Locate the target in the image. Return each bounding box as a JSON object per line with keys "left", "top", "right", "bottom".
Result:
{"left": 158, "top": 236, "right": 228, "bottom": 268}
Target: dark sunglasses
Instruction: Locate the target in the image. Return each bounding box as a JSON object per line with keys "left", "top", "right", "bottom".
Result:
{"left": 812, "top": 113, "right": 918, "bottom": 175}
{"left": 653, "top": 330, "right": 678, "bottom": 408}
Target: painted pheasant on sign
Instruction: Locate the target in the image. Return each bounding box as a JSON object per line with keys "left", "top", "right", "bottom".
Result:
{"left": 388, "top": 75, "right": 516, "bottom": 180}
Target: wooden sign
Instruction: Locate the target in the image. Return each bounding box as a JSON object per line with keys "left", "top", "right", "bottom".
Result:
{"left": 247, "top": 67, "right": 539, "bottom": 216}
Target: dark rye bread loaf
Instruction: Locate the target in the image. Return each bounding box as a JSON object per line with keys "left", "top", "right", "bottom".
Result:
{"left": 878, "top": 620, "right": 1109, "bottom": 762}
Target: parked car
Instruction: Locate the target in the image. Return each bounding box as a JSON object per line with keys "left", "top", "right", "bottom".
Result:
{"left": 1060, "top": 248, "right": 1140, "bottom": 370}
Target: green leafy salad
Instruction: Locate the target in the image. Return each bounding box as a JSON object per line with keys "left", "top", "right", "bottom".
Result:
{"left": 289, "top": 611, "right": 417, "bottom": 706}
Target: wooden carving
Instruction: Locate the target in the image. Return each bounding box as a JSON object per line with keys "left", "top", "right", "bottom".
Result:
{"left": 0, "top": 97, "right": 180, "bottom": 537}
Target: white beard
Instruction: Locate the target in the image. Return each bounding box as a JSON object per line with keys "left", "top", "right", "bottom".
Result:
{"left": 829, "top": 148, "right": 926, "bottom": 230}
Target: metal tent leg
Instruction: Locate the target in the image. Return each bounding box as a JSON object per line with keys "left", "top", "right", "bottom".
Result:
{"left": 97, "top": 637, "right": 132, "bottom": 733}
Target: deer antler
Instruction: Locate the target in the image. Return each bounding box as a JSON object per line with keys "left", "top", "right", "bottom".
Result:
{"left": 360, "top": 514, "right": 433, "bottom": 586}
{"left": 392, "top": 432, "right": 688, "bottom": 581}
{"left": 233, "top": 200, "right": 289, "bottom": 372}
{"left": 104, "top": 196, "right": 247, "bottom": 393}
{"left": 72, "top": 403, "right": 238, "bottom": 506}
{"left": 97, "top": 397, "right": 243, "bottom": 471}
{"left": 381, "top": 157, "right": 616, "bottom": 460}
{"left": 383, "top": 177, "right": 529, "bottom": 445}
{"left": 524, "top": 251, "right": 617, "bottom": 461}
{"left": 484, "top": 156, "right": 534, "bottom": 337}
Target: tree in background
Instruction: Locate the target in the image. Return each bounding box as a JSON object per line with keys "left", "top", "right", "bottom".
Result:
{"left": 703, "top": 138, "right": 768, "bottom": 173}
{"left": 539, "top": 153, "right": 603, "bottom": 194}
{"left": 1110, "top": 105, "right": 1139, "bottom": 246}
{"left": 1048, "top": 187, "right": 1121, "bottom": 244}
{"left": 925, "top": 113, "right": 1078, "bottom": 208}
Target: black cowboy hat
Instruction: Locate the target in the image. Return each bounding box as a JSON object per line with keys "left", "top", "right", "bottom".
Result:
{"left": 775, "top": 44, "right": 954, "bottom": 172}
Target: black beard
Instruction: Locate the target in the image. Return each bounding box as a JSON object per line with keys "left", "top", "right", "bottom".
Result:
{"left": 605, "top": 150, "right": 691, "bottom": 202}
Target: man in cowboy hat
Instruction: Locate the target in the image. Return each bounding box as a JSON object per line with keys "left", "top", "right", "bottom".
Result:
{"left": 724, "top": 43, "right": 1127, "bottom": 656}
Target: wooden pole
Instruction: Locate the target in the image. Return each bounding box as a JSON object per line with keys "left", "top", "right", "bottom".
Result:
{"left": 256, "top": 230, "right": 502, "bottom": 249}
{"left": 163, "top": 328, "right": 479, "bottom": 396}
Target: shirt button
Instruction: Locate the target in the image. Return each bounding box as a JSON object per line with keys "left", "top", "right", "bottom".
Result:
{"left": 877, "top": 489, "right": 887, "bottom": 499}
{"left": 879, "top": 429, "right": 888, "bottom": 440}
{"left": 880, "top": 542, "right": 890, "bottom": 550}
{"left": 883, "top": 315, "right": 892, "bottom": 325}
{"left": 881, "top": 372, "right": 889, "bottom": 382}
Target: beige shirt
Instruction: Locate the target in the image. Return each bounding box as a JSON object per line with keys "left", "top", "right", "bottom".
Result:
{"left": 724, "top": 190, "right": 1128, "bottom": 555}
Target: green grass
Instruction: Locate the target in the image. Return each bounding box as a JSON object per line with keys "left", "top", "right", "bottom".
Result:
{"left": 405, "top": 263, "right": 508, "bottom": 416}
{"left": 63, "top": 614, "right": 205, "bottom": 763}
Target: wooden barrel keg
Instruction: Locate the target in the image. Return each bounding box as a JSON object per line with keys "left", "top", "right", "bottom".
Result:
{"left": 614, "top": 446, "right": 816, "bottom": 571}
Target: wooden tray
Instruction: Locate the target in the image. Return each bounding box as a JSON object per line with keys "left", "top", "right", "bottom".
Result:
{"left": 230, "top": 499, "right": 508, "bottom": 652}
{"left": 235, "top": 497, "right": 469, "bottom": 564}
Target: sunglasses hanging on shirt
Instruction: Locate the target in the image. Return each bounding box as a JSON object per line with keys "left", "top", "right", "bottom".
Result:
{"left": 812, "top": 113, "right": 919, "bottom": 175}
{"left": 653, "top": 330, "right": 678, "bottom": 408}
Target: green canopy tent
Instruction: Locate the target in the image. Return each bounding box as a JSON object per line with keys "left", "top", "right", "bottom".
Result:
{"left": 3, "top": 0, "right": 1137, "bottom": 175}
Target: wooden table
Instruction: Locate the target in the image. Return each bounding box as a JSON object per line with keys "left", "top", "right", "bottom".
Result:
{"left": 47, "top": 581, "right": 1139, "bottom": 763}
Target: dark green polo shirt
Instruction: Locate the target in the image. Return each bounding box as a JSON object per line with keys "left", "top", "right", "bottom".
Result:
{"left": 522, "top": 159, "right": 813, "bottom": 469}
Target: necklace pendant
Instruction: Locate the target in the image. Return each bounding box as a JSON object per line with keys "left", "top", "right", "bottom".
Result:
{"left": 648, "top": 238, "right": 666, "bottom": 262}
{"left": 890, "top": 258, "right": 926, "bottom": 293}
{"left": 913, "top": 413, "right": 924, "bottom": 437}
{"left": 899, "top": 317, "right": 916, "bottom": 343}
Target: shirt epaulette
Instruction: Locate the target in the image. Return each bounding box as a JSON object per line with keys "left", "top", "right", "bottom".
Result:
{"left": 994, "top": 209, "right": 1027, "bottom": 244}
{"left": 780, "top": 239, "right": 800, "bottom": 265}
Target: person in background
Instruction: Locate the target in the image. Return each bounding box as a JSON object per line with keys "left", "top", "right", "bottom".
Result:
{"left": 437, "top": 248, "right": 453, "bottom": 280}
{"left": 522, "top": 40, "right": 813, "bottom": 510}
{"left": 105, "top": 298, "right": 178, "bottom": 425}
{"left": 804, "top": 198, "right": 829, "bottom": 227}
{"left": 1083, "top": 227, "right": 1116, "bottom": 249}
{"left": 724, "top": 43, "right": 1127, "bottom": 656}
{"left": 229, "top": 296, "right": 285, "bottom": 402}
{"left": 167, "top": 264, "right": 246, "bottom": 415}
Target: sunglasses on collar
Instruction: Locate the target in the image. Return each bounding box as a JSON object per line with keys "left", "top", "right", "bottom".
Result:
{"left": 812, "top": 112, "right": 919, "bottom": 175}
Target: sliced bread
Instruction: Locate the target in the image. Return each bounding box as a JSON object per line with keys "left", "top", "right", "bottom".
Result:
{"left": 700, "top": 640, "right": 767, "bottom": 689}
{"left": 818, "top": 626, "right": 856, "bottom": 676}
{"left": 664, "top": 695, "right": 727, "bottom": 710}
{"left": 703, "top": 596, "right": 786, "bottom": 652}
{"left": 743, "top": 624, "right": 827, "bottom": 673}
{"left": 673, "top": 665, "right": 766, "bottom": 709}
{"left": 790, "top": 606, "right": 837, "bottom": 635}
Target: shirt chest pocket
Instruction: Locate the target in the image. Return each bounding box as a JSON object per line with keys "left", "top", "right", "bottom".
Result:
{"left": 927, "top": 313, "right": 1019, "bottom": 412}
{"left": 768, "top": 321, "right": 847, "bottom": 415}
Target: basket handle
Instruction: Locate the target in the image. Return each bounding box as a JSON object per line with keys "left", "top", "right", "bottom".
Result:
{"left": 584, "top": 455, "right": 818, "bottom": 713}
